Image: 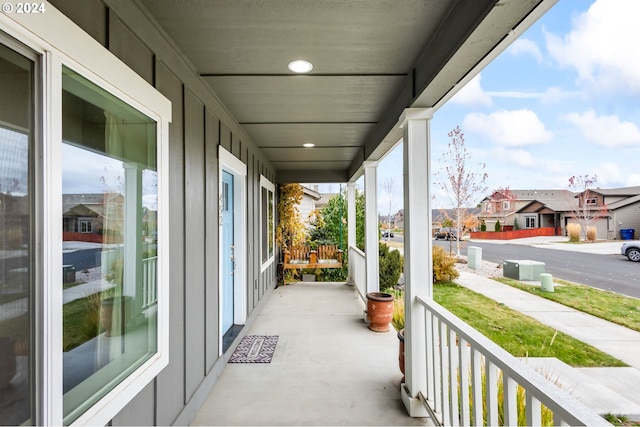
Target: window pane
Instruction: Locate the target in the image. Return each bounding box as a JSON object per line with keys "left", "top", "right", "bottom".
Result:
{"left": 261, "top": 187, "right": 268, "bottom": 263}
{"left": 0, "top": 43, "right": 33, "bottom": 426}
{"left": 268, "top": 190, "right": 274, "bottom": 258}
{"left": 61, "top": 67, "right": 158, "bottom": 424}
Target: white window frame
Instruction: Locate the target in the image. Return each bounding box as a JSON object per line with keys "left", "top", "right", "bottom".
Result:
{"left": 2, "top": 8, "right": 171, "bottom": 426}
{"left": 503, "top": 200, "right": 510, "bottom": 210}
{"left": 586, "top": 197, "right": 597, "bottom": 205}
{"left": 260, "top": 175, "right": 275, "bottom": 272}
{"left": 525, "top": 216, "right": 536, "bottom": 229}
{"left": 78, "top": 219, "right": 92, "bottom": 233}
{"left": 484, "top": 202, "right": 491, "bottom": 212}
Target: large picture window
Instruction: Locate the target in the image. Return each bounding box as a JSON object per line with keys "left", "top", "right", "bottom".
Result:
{"left": 61, "top": 67, "right": 158, "bottom": 424}
{"left": 260, "top": 176, "right": 275, "bottom": 270}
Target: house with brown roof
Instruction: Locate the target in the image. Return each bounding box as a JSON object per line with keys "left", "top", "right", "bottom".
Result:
{"left": 479, "top": 189, "right": 577, "bottom": 233}
{"left": 573, "top": 186, "right": 640, "bottom": 240}
{"left": 478, "top": 187, "right": 640, "bottom": 240}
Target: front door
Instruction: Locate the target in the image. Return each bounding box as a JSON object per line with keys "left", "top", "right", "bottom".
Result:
{"left": 221, "top": 170, "right": 234, "bottom": 333}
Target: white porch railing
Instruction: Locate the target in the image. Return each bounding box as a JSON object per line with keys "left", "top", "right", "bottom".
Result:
{"left": 142, "top": 256, "right": 157, "bottom": 309}
{"left": 412, "top": 295, "right": 608, "bottom": 426}
{"left": 348, "top": 246, "right": 367, "bottom": 302}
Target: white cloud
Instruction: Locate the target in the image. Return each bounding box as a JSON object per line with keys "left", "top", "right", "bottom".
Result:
{"left": 539, "top": 87, "right": 578, "bottom": 104}
{"left": 562, "top": 110, "right": 640, "bottom": 147}
{"left": 507, "top": 38, "right": 543, "bottom": 63}
{"left": 545, "top": 0, "right": 640, "bottom": 94}
{"left": 594, "top": 162, "right": 624, "bottom": 186}
{"left": 450, "top": 74, "right": 492, "bottom": 107}
{"left": 484, "top": 87, "right": 577, "bottom": 103}
{"left": 463, "top": 109, "right": 552, "bottom": 147}
{"left": 492, "top": 147, "right": 535, "bottom": 168}
{"left": 627, "top": 174, "right": 640, "bottom": 186}
{"left": 486, "top": 90, "right": 543, "bottom": 99}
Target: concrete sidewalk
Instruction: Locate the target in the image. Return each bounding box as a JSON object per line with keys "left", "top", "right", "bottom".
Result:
{"left": 455, "top": 270, "right": 640, "bottom": 367}
{"left": 455, "top": 270, "right": 640, "bottom": 418}
{"left": 468, "top": 235, "right": 624, "bottom": 255}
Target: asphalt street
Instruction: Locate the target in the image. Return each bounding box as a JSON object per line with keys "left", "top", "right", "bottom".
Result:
{"left": 433, "top": 238, "right": 640, "bottom": 299}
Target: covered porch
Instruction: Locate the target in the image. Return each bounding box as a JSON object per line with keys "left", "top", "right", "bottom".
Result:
{"left": 193, "top": 282, "right": 431, "bottom": 426}
{"left": 0, "top": 0, "right": 615, "bottom": 425}
{"left": 195, "top": 266, "right": 606, "bottom": 426}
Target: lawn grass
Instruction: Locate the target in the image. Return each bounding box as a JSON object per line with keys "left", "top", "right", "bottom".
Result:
{"left": 433, "top": 282, "right": 627, "bottom": 368}
{"left": 494, "top": 277, "right": 640, "bottom": 333}
{"left": 63, "top": 292, "right": 104, "bottom": 351}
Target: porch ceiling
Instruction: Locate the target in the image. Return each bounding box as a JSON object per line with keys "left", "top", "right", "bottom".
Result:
{"left": 139, "top": 0, "right": 555, "bottom": 184}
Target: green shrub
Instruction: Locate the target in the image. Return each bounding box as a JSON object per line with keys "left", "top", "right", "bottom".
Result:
{"left": 379, "top": 242, "right": 402, "bottom": 290}
{"left": 480, "top": 220, "right": 486, "bottom": 232}
{"left": 321, "top": 265, "right": 347, "bottom": 281}
{"left": 432, "top": 245, "right": 459, "bottom": 283}
{"left": 513, "top": 218, "right": 520, "bottom": 230}
{"left": 494, "top": 220, "right": 501, "bottom": 232}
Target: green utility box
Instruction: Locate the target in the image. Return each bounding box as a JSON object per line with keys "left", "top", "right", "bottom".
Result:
{"left": 503, "top": 260, "right": 546, "bottom": 281}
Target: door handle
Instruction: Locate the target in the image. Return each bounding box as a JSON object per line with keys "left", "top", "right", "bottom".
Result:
{"left": 230, "top": 245, "right": 236, "bottom": 275}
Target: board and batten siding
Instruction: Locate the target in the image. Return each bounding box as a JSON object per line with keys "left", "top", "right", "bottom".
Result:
{"left": 614, "top": 204, "right": 640, "bottom": 238}
{"left": 47, "top": 0, "right": 278, "bottom": 425}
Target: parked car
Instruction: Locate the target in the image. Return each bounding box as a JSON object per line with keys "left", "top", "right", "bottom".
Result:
{"left": 434, "top": 227, "right": 458, "bottom": 240}
{"left": 621, "top": 241, "right": 640, "bottom": 262}
{"left": 382, "top": 230, "right": 394, "bottom": 238}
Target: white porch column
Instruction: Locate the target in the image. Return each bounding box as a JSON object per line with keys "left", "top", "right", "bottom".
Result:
{"left": 400, "top": 108, "right": 433, "bottom": 417}
{"left": 364, "top": 161, "right": 379, "bottom": 294}
{"left": 347, "top": 181, "right": 357, "bottom": 285}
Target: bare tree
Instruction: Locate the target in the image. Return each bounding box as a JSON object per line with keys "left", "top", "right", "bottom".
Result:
{"left": 435, "top": 126, "right": 488, "bottom": 256}
{"left": 567, "top": 174, "right": 608, "bottom": 242}
{"left": 383, "top": 177, "right": 395, "bottom": 241}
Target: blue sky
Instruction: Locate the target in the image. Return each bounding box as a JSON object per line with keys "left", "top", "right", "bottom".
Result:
{"left": 373, "top": 0, "right": 640, "bottom": 214}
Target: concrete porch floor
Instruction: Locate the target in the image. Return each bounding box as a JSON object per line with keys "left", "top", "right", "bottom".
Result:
{"left": 191, "top": 282, "right": 434, "bottom": 426}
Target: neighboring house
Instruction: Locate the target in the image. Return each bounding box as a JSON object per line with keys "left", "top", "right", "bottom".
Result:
{"left": 299, "top": 185, "right": 321, "bottom": 225}
{"left": 572, "top": 186, "right": 640, "bottom": 240}
{"left": 479, "top": 187, "right": 640, "bottom": 240}
{"left": 480, "top": 189, "right": 577, "bottom": 233}
{"left": 62, "top": 193, "right": 126, "bottom": 241}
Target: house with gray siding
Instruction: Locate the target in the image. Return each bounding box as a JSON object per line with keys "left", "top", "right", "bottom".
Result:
{"left": 573, "top": 186, "right": 640, "bottom": 240}
{"left": 0, "top": 1, "right": 604, "bottom": 426}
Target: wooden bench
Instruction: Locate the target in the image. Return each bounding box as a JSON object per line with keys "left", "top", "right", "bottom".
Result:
{"left": 283, "top": 244, "right": 344, "bottom": 271}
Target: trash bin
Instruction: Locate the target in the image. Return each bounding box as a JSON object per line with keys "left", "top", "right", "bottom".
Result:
{"left": 63, "top": 265, "right": 76, "bottom": 284}
{"left": 620, "top": 228, "right": 634, "bottom": 240}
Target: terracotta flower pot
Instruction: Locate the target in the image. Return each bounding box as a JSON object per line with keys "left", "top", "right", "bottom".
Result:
{"left": 366, "top": 292, "right": 394, "bottom": 332}
{"left": 101, "top": 296, "right": 132, "bottom": 336}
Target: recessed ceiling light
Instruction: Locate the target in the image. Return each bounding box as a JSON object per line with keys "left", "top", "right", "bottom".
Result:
{"left": 288, "top": 60, "right": 313, "bottom": 73}
{"left": 303, "top": 143, "right": 315, "bottom": 148}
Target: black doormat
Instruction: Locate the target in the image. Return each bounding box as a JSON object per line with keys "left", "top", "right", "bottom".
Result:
{"left": 229, "top": 335, "right": 279, "bottom": 363}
